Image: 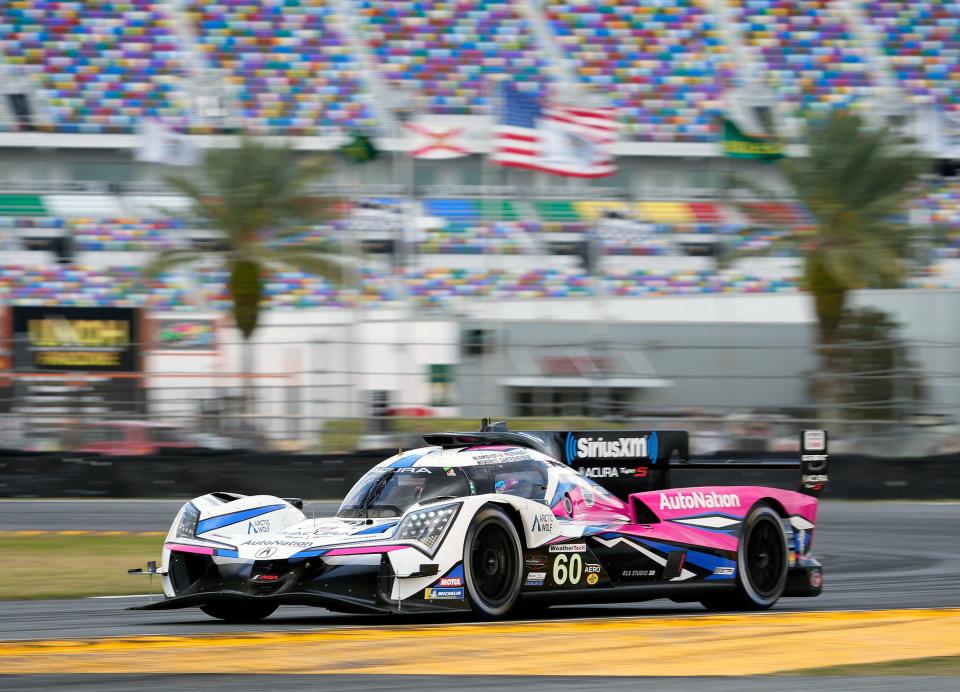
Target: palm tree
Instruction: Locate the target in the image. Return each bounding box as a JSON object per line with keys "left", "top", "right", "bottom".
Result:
{"left": 734, "top": 111, "right": 929, "bottom": 415}
{"left": 145, "top": 137, "right": 345, "bottom": 414}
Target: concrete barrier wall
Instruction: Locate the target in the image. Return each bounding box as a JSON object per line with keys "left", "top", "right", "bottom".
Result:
{"left": 0, "top": 450, "right": 957, "bottom": 499}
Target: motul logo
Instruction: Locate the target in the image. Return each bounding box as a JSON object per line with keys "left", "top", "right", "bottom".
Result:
{"left": 659, "top": 491, "right": 742, "bottom": 511}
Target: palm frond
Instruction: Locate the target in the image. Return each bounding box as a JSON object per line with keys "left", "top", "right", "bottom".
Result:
{"left": 259, "top": 247, "right": 348, "bottom": 285}
{"left": 166, "top": 137, "right": 338, "bottom": 254}
{"left": 142, "top": 248, "right": 211, "bottom": 277}
{"left": 742, "top": 111, "right": 927, "bottom": 291}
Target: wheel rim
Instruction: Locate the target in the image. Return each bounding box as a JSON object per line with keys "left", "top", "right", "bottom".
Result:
{"left": 746, "top": 517, "right": 785, "bottom": 597}
{"left": 470, "top": 521, "right": 517, "bottom": 606}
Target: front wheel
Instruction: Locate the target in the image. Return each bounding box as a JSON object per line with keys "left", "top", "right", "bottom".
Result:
{"left": 701, "top": 503, "right": 787, "bottom": 611}
{"left": 200, "top": 601, "right": 278, "bottom": 622}
{"left": 463, "top": 505, "right": 523, "bottom": 618}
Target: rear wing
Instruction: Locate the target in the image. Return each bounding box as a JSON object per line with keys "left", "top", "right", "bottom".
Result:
{"left": 423, "top": 425, "right": 828, "bottom": 499}
{"left": 666, "top": 430, "right": 829, "bottom": 498}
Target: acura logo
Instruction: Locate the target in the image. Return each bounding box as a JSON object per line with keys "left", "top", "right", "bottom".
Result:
{"left": 255, "top": 547, "right": 277, "bottom": 559}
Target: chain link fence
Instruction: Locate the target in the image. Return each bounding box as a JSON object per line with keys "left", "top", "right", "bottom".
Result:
{"left": 2, "top": 328, "right": 956, "bottom": 458}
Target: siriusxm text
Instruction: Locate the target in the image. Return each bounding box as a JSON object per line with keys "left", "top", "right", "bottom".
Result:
{"left": 575, "top": 436, "right": 647, "bottom": 459}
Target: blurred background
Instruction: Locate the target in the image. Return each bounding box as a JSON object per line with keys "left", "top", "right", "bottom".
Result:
{"left": 0, "top": 0, "right": 959, "bottom": 469}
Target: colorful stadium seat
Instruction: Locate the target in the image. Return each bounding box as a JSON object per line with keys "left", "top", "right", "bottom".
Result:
{"left": 71, "top": 217, "right": 188, "bottom": 251}
{"left": 0, "top": 1, "right": 951, "bottom": 137}
{"left": 545, "top": 0, "right": 734, "bottom": 142}
{"left": 0, "top": 260, "right": 802, "bottom": 309}
{"left": 865, "top": 1, "right": 960, "bottom": 113}
{"left": 733, "top": 0, "right": 875, "bottom": 114}
{"left": 189, "top": 0, "right": 374, "bottom": 134}
{"left": 0, "top": 0, "right": 190, "bottom": 133}
{"left": 356, "top": 0, "right": 547, "bottom": 115}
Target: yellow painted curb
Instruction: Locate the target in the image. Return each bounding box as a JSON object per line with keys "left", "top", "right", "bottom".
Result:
{"left": 0, "top": 608, "right": 958, "bottom": 676}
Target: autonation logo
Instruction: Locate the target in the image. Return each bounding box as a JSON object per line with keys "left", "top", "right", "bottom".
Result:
{"left": 659, "top": 491, "right": 742, "bottom": 511}
{"left": 565, "top": 432, "right": 658, "bottom": 463}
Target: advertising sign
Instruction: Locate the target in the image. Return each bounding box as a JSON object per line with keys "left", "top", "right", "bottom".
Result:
{"left": 9, "top": 307, "right": 144, "bottom": 447}
{"left": 150, "top": 317, "right": 216, "bottom": 352}
{"left": 12, "top": 306, "right": 140, "bottom": 372}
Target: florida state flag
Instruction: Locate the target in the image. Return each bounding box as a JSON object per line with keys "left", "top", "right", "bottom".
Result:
{"left": 404, "top": 121, "right": 469, "bottom": 159}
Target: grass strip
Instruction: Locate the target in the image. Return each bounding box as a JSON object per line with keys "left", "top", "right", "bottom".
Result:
{"left": 781, "top": 655, "right": 960, "bottom": 676}
{"left": 0, "top": 533, "right": 163, "bottom": 600}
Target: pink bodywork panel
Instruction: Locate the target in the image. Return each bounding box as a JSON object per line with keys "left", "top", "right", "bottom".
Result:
{"left": 552, "top": 483, "right": 819, "bottom": 553}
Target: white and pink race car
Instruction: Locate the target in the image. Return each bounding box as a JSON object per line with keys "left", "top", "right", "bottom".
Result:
{"left": 137, "top": 423, "right": 828, "bottom": 621}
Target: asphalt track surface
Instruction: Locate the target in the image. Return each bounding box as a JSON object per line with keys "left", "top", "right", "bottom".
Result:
{"left": 1, "top": 501, "right": 958, "bottom": 691}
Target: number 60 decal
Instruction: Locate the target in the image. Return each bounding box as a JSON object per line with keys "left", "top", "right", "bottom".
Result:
{"left": 552, "top": 553, "right": 583, "bottom": 585}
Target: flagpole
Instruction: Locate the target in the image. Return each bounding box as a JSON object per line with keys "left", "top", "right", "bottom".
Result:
{"left": 348, "top": 136, "right": 361, "bottom": 423}
{"left": 406, "top": 119, "right": 415, "bottom": 308}
{"left": 481, "top": 77, "right": 503, "bottom": 420}
{"left": 393, "top": 98, "right": 414, "bottom": 315}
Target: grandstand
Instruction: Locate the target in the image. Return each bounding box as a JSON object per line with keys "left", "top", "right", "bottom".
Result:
{"left": 3, "top": 0, "right": 958, "bottom": 136}
{"left": 1, "top": 0, "right": 959, "bottom": 312}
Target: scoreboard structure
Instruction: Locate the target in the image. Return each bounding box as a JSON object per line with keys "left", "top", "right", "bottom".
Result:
{"left": 5, "top": 306, "right": 145, "bottom": 449}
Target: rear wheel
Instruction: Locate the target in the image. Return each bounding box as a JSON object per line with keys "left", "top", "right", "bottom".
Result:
{"left": 463, "top": 505, "right": 523, "bottom": 618}
{"left": 701, "top": 503, "right": 787, "bottom": 611}
{"left": 200, "top": 601, "right": 278, "bottom": 622}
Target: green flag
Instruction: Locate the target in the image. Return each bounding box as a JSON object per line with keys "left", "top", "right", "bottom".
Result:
{"left": 340, "top": 130, "right": 379, "bottom": 164}
{"left": 722, "top": 118, "right": 784, "bottom": 160}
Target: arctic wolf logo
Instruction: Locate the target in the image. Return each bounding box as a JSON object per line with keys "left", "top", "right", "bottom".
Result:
{"left": 565, "top": 432, "right": 658, "bottom": 462}
{"left": 531, "top": 512, "right": 555, "bottom": 533}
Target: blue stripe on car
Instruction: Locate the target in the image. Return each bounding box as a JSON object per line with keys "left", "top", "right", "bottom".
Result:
{"left": 667, "top": 520, "right": 740, "bottom": 536}
{"left": 638, "top": 538, "right": 735, "bottom": 572}
{"left": 196, "top": 504, "right": 286, "bottom": 534}
{"left": 388, "top": 449, "right": 434, "bottom": 468}
{"left": 290, "top": 548, "right": 328, "bottom": 558}
{"left": 355, "top": 521, "right": 398, "bottom": 535}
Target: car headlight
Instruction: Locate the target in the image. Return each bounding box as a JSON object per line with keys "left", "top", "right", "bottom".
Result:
{"left": 175, "top": 503, "right": 199, "bottom": 539}
{"left": 396, "top": 503, "right": 460, "bottom": 554}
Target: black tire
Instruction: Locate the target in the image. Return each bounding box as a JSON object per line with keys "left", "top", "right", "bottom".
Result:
{"left": 463, "top": 505, "right": 523, "bottom": 618}
{"left": 200, "top": 601, "right": 278, "bottom": 622}
{"left": 701, "top": 503, "right": 787, "bottom": 611}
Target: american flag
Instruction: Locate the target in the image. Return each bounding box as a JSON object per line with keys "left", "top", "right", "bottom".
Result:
{"left": 490, "top": 86, "right": 618, "bottom": 178}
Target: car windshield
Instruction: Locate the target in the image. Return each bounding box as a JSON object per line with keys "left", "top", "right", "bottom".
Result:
{"left": 467, "top": 460, "right": 550, "bottom": 502}
{"left": 337, "top": 467, "right": 471, "bottom": 518}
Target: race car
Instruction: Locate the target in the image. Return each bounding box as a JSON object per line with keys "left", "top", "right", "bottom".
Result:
{"left": 135, "top": 423, "right": 828, "bottom": 621}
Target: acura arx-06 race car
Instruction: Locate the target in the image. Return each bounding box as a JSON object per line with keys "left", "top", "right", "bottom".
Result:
{"left": 137, "top": 424, "right": 829, "bottom": 621}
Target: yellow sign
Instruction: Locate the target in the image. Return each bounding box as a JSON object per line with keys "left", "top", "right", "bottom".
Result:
{"left": 28, "top": 318, "right": 130, "bottom": 348}
{"left": 34, "top": 351, "right": 121, "bottom": 368}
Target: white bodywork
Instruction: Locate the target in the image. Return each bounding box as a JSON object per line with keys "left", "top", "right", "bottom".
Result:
{"left": 160, "top": 445, "right": 623, "bottom": 602}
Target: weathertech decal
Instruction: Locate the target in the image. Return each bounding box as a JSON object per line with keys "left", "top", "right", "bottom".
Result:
{"left": 549, "top": 543, "right": 586, "bottom": 553}
{"left": 659, "top": 491, "right": 742, "bottom": 510}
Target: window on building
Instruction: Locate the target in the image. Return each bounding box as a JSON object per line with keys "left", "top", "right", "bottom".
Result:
{"left": 510, "top": 387, "right": 633, "bottom": 417}
{"left": 70, "top": 162, "right": 135, "bottom": 184}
